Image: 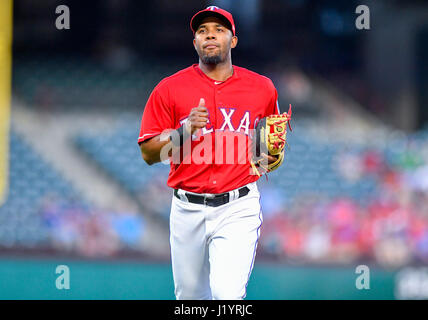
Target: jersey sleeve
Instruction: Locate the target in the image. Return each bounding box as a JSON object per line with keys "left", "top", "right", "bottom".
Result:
{"left": 138, "top": 82, "right": 173, "bottom": 144}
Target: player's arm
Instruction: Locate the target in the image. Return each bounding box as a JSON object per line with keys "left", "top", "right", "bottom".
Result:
{"left": 139, "top": 98, "right": 208, "bottom": 165}
{"left": 139, "top": 135, "right": 171, "bottom": 165}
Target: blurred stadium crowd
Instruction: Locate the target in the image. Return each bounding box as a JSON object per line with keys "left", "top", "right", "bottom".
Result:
{"left": 261, "top": 132, "right": 428, "bottom": 267}
{"left": 2, "top": 0, "right": 428, "bottom": 270}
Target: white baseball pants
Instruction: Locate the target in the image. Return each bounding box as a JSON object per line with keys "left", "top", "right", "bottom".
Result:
{"left": 169, "top": 182, "right": 262, "bottom": 300}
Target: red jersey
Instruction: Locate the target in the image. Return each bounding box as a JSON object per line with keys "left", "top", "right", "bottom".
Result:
{"left": 138, "top": 64, "right": 280, "bottom": 194}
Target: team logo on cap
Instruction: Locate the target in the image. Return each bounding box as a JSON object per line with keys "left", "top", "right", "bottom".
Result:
{"left": 207, "top": 6, "right": 219, "bottom": 11}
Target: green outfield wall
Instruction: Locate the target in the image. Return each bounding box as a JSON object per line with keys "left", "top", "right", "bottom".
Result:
{"left": 0, "top": 258, "right": 398, "bottom": 299}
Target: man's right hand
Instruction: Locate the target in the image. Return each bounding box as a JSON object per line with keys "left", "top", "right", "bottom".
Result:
{"left": 185, "top": 98, "right": 209, "bottom": 134}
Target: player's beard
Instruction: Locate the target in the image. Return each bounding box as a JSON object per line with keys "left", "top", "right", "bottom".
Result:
{"left": 200, "top": 48, "right": 226, "bottom": 65}
{"left": 201, "top": 53, "right": 223, "bottom": 65}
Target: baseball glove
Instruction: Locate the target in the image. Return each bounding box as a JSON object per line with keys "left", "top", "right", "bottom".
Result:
{"left": 250, "top": 104, "right": 292, "bottom": 177}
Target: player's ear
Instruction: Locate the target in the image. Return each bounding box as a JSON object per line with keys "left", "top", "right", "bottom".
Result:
{"left": 193, "top": 38, "right": 196, "bottom": 49}
{"left": 231, "top": 35, "right": 238, "bottom": 49}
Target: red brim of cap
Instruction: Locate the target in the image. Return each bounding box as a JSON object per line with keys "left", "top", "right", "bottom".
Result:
{"left": 190, "top": 10, "right": 235, "bottom": 36}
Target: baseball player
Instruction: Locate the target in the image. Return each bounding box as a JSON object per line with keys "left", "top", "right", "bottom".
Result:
{"left": 138, "top": 6, "right": 289, "bottom": 300}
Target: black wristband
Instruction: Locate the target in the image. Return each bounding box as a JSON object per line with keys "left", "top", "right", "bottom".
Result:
{"left": 170, "top": 125, "right": 189, "bottom": 147}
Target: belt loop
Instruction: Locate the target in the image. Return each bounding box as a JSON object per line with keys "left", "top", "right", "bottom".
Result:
{"left": 178, "top": 189, "right": 188, "bottom": 202}
{"left": 228, "top": 190, "right": 233, "bottom": 201}
{"left": 229, "top": 189, "right": 237, "bottom": 201}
